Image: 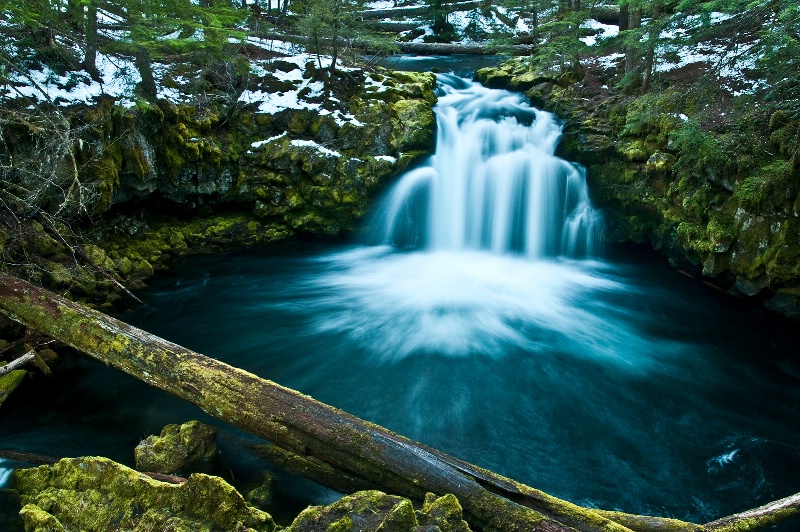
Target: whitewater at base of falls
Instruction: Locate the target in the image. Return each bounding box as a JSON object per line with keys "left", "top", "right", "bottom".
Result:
{"left": 307, "top": 246, "right": 675, "bottom": 367}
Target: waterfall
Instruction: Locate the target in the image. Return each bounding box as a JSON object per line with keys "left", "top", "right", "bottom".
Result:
{"left": 374, "top": 74, "right": 601, "bottom": 258}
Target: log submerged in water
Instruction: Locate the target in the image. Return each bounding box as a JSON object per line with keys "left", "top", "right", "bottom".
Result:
{"left": 0, "top": 273, "right": 797, "bottom": 532}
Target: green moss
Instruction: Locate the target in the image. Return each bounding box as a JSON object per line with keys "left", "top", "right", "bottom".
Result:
{"left": 19, "top": 504, "right": 66, "bottom": 532}
{"left": 418, "top": 493, "right": 471, "bottom": 532}
{"left": 391, "top": 100, "right": 436, "bottom": 152}
{"left": 0, "top": 369, "right": 26, "bottom": 407}
{"left": 134, "top": 420, "right": 218, "bottom": 475}
{"left": 12, "top": 457, "right": 275, "bottom": 531}
{"left": 45, "top": 263, "right": 74, "bottom": 288}
{"left": 286, "top": 491, "right": 418, "bottom": 532}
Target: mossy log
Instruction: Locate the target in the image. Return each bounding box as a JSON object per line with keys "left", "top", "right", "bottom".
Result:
{"left": 395, "top": 42, "right": 533, "bottom": 56}
{"left": 0, "top": 273, "right": 797, "bottom": 532}
{"left": 359, "top": 1, "right": 485, "bottom": 20}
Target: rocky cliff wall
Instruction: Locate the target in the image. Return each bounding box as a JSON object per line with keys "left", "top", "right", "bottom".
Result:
{"left": 0, "top": 66, "right": 437, "bottom": 305}
{"left": 476, "top": 59, "right": 800, "bottom": 318}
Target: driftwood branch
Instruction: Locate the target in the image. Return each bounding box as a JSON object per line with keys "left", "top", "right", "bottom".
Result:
{"left": 0, "top": 274, "right": 797, "bottom": 532}
{"left": 0, "top": 333, "right": 40, "bottom": 356}
{"left": 0, "top": 351, "right": 35, "bottom": 377}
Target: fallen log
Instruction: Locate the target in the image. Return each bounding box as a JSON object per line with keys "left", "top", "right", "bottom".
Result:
{"left": 0, "top": 273, "right": 797, "bottom": 532}
{"left": 704, "top": 492, "right": 800, "bottom": 532}
{"left": 359, "top": 1, "right": 486, "bottom": 20}
{"left": 395, "top": 41, "right": 531, "bottom": 55}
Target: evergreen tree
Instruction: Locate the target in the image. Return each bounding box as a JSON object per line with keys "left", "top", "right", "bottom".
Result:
{"left": 106, "top": 0, "right": 245, "bottom": 101}
{"left": 296, "top": 0, "right": 393, "bottom": 91}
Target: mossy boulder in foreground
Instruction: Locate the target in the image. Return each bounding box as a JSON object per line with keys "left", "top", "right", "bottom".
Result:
{"left": 10, "top": 457, "right": 275, "bottom": 531}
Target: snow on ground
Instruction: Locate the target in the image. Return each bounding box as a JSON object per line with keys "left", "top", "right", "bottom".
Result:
{"left": 242, "top": 37, "right": 300, "bottom": 55}
{"left": 654, "top": 14, "right": 760, "bottom": 95}
{"left": 580, "top": 19, "right": 619, "bottom": 46}
{"left": 1, "top": 51, "right": 140, "bottom": 107}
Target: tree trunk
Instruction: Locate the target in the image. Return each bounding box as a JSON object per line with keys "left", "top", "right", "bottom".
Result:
{"left": 792, "top": 120, "right": 800, "bottom": 176}
{"left": 624, "top": 7, "right": 642, "bottom": 90}
{"left": 619, "top": 4, "right": 629, "bottom": 31}
{"left": 83, "top": 1, "right": 101, "bottom": 82}
{"left": 134, "top": 48, "right": 158, "bottom": 102}
{"left": 0, "top": 274, "right": 798, "bottom": 532}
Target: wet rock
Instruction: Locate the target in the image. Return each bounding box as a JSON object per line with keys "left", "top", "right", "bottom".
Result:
{"left": 417, "top": 493, "right": 471, "bottom": 532}
{"left": 244, "top": 472, "right": 275, "bottom": 511}
{"left": 11, "top": 457, "right": 275, "bottom": 531}
{"left": 645, "top": 151, "right": 676, "bottom": 174}
{"left": 286, "top": 491, "right": 472, "bottom": 532}
{"left": 287, "top": 491, "right": 417, "bottom": 532}
{"left": 134, "top": 420, "right": 218, "bottom": 475}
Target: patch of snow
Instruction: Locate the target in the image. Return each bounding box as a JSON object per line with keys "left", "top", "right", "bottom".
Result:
{"left": 291, "top": 139, "right": 341, "bottom": 157}
{"left": 158, "top": 29, "right": 183, "bottom": 41}
{"left": 375, "top": 155, "right": 397, "bottom": 163}
{"left": 243, "top": 37, "right": 298, "bottom": 55}
{"left": 97, "top": 8, "right": 124, "bottom": 25}
{"left": 240, "top": 88, "right": 321, "bottom": 114}
{"left": 596, "top": 52, "right": 624, "bottom": 70}
{"left": 251, "top": 132, "right": 287, "bottom": 149}
{"left": 580, "top": 19, "right": 619, "bottom": 46}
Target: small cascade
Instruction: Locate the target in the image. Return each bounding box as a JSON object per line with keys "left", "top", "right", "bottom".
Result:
{"left": 374, "top": 74, "right": 602, "bottom": 258}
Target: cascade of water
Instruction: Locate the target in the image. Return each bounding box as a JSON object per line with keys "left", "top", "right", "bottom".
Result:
{"left": 374, "top": 74, "right": 602, "bottom": 258}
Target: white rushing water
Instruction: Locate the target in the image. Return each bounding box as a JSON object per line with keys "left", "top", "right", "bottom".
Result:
{"left": 373, "top": 74, "right": 602, "bottom": 257}
{"left": 305, "top": 76, "right": 632, "bottom": 362}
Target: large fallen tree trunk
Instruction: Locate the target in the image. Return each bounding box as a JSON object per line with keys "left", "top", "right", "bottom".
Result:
{"left": 359, "top": 1, "right": 485, "bottom": 20}
{"left": 395, "top": 41, "right": 531, "bottom": 55}
{"left": 0, "top": 274, "right": 797, "bottom": 532}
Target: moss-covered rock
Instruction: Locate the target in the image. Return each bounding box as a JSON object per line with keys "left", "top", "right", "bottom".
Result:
{"left": 418, "top": 493, "right": 471, "bottom": 532}
{"left": 475, "top": 58, "right": 800, "bottom": 317}
{"left": 135, "top": 420, "right": 218, "bottom": 475}
{"left": 285, "top": 491, "right": 473, "bottom": 532}
{"left": 11, "top": 457, "right": 275, "bottom": 531}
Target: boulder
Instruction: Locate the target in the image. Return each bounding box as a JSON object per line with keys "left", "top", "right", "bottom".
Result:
{"left": 286, "top": 490, "right": 472, "bottom": 532}
{"left": 134, "top": 420, "right": 218, "bottom": 475}
{"left": 11, "top": 456, "right": 275, "bottom": 532}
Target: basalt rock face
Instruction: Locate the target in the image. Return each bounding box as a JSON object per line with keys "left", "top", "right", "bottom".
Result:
{"left": 476, "top": 59, "right": 800, "bottom": 318}
{"left": 84, "top": 68, "right": 437, "bottom": 236}
{"left": 0, "top": 67, "right": 437, "bottom": 305}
